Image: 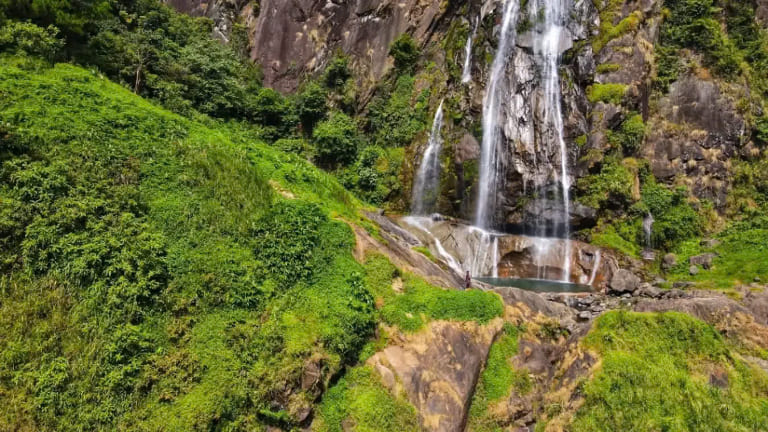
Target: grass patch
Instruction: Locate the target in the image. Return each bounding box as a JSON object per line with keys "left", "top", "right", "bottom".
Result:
{"left": 412, "top": 246, "right": 436, "bottom": 262}
{"left": 380, "top": 274, "right": 503, "bottom": 332}
{"left": 587, "top": 83, "right": 628, "bottom": 105}
{"left": 596, "top": 63, "right": 622, "bottom": 74}
{"left": 314, "top": 366, "right": 419, "bottom": 432}
{"left": 467, "top": 323, "right": 528, "bottom": 431}
{"left": 571, "top": 311, "right": 768, "bottom": 431}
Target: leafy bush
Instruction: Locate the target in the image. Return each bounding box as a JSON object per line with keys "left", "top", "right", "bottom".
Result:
{"left": 296, "top": 81, "right": 328, "bottom": 133}
{"left": 660, "top": 0, "right": 741, "bottom": 77}
{"left": 639, "top": 181, "right": 702, "bottom": 250}
{"left": 0, "top": 21, "right": 63, "bottom": 60}
{"left": 315, "top": 366, "right": 419, "bottom": 432}
{"left": 577, "top": 155, "right": 636, "bottom": 209}
{"left": 389, "top": 33, "right": 420, "bottom": 71}
{"left": 252, "top": 201, "right": 326, "bottom": 288}
{"left": 609, "top": 113, "right": 645, "bottom": 155}
{"left": 313, "top": 112, "right": 359, "bottom": 167}
{"left": 366, "top": 74, "right": 429, "bottom": 147}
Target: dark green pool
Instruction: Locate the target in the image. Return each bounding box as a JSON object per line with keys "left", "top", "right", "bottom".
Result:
{"left": 476, "top": 277, "right": 592, "bottom": 293}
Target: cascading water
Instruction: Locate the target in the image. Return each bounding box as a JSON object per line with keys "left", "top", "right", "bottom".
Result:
{"left": 643, "top": 212, "right": 655, "bottom": 249}
{"left": 474, "top": 0, "right": 520, "bottom": 229}
{"left": 530, "top": 0, "right": 572, "bottom": 282}
{"left": 461, "top": 17, "right": 479, "bottom": 84}
{"left": 411, "top": 101, "right": 445, "bottom": 215}
{"left": 587, "top": 250, "right": 601, "bottom": 286}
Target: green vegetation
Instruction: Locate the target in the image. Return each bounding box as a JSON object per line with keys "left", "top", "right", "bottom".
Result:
{"left": 366, "top": 74, "right": 430, "bottom": 148}
{"left": 577, "top": 155, "right": 637, "bottom": 210}
{"left": 412, "top": 246, "right": 436, "bottom": 262}
{"left": 315, "top": 366, "right": 419, "bottom": 432}
{"left": 587, "top": 83, "right": 627, "bottom": 105}
{"left": 572, "top": 311, "right": 768, "bottom": 431}
{"left": 313, "top": 112, "right": 360, "bottom": 168}
{"left": 608, "top": 113, "right": 645, "bottom": 155}
{"left": 381, "top": 274, "right": 503, "bottom": 332}
{"left": 0, "top": 57, "right": 376, "bottom": 430}
{"left": 595, "top": 63, "right": 621, "bottom": 74}
{"left": 388, "top": 33, "right": 420, "bottom": 72}
{"left": 467, "top": 323, "right": 529, "bottom": 432}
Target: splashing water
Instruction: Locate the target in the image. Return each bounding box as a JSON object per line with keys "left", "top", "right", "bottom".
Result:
{"left": 461, "top": 17, "right": 479, "bottom": 84}
{"left": 474, "top": 0, "right": 520, "bottom": 229}
{"left": 411, "top": 101, "right": 445, "bottom": 215}
{"left": 402, "top": 216, "right": 499, "bottom": 278}
{"left": 531, "top": 0, "right": 572, "bottom": 281}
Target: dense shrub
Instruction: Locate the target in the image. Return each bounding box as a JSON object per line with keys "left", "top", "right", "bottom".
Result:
{"left": 577, "top": 155, "right": 636, "bottom": 209}
{"left": 388, "top": 33, "right": 420, "bottom": 71}
{"left": 638, "top": 181, "right": 702, "bottom": 250}
{"left": 609, "top": 113, "right": 645, "bottom": 155}
{"left": 313, "top": 112, "right": 359, "bottom": 167}
{"left": 252, "top": 201, "right": 326, "bottom": 288}
{"left": 0, "top": 21, "right": 63, "bottom": 59}
{"left": 366, "top": 74, "right": 429, "bottom": 147}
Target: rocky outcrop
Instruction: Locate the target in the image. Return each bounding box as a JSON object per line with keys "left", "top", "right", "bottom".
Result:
{"left": 367, "top": 319, "right": 503, "bottom": 432}
{"left": 644, "top": 75, "right": 745, "bottom": 207}
{"left": 350, "top": 212, "right": 465, "bottom": 288}
{"left": 249, "top": 0, "right": 447, "bottom": 93}
{"left": 397, "top": 216, "right": 618, "bottom": 287}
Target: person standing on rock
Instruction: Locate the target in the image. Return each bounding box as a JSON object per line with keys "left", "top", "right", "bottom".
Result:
{"left": 465, "top": 271, "right": 471, "bottom": 289}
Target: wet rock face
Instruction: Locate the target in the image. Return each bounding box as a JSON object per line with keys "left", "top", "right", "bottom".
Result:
{"left": 494, "top": 0, "right": 598, "bottom": 229}
{"left": 367, "top": 319, "right": 503, "bottom": 432}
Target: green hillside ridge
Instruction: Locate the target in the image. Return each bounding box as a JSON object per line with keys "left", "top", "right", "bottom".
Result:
{"left": 0, "top": 58, "right": 503, "bottom": 430}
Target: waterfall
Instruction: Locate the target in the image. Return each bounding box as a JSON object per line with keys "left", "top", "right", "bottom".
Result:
{"left": 531, "top": 0, "right": 572, "bottom": 282}
{"left": 474, "top": 0, "right": 520, "bottom": 229}
{"left": 403, "top": 216, "right": 499, "bottom": 278}
{"left": 411, "top": 101, "right": 445, "bottom": 215}
{"left": 643, "top": 212, "right": 655, "bottom": 248}
{"left": 461, "top": 17, "right": 479, "bottom": 84}
{"left": 587, "top": 250, "right": 601, "bottom": 286}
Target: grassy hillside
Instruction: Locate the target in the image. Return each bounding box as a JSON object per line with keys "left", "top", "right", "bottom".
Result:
{"left": 0, "top": 55, "right": 507, "bottom": 431}
{"left": 0, "top": 56, "right": 373, "bottom": 430}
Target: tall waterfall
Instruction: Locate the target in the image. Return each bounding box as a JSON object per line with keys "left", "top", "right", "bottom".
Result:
{"left": 531, "top": 0, "right": 572, "bottom": 281}
{"left": 411, "top": 101, "right": 445, "bottom": 215}
{"left": 474, "top": 0, "right": 520, "bottom": 229}
{"left": 461, "top": 17, "right": 478, "bottom": 84}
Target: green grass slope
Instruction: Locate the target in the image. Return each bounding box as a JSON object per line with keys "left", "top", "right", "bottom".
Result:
{"left": 571, "top": 311, "right": 768, "bottom": 432}
{"left": 0, "top": 57, "right": 373, "bottom": 431}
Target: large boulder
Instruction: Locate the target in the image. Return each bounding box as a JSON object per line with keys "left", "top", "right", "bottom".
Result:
{"left": 689, "top": 253, "right": 717, "bottom": 270}
{"left": 609, "top": 269, "right": 641, "bottom": 294}
{"left": 368, "top": 319, "right": 502, "bottom": 432}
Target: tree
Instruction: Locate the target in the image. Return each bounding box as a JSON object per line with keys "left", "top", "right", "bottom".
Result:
{"left": 313, "top": 112, "right": 359, "bottom": 168}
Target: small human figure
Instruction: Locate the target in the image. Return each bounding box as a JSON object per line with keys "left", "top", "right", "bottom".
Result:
{"left": 465, "top": 271, "right": 471, "bottom": 289}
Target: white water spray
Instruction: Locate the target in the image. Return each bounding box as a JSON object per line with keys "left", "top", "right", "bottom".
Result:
{"left": 474, "top": 0, "right": 520, "bottom": 229}
{"left": 411, "top": 101, "right": 445, "bottom": 215}
{"left": 461, "top": 17, "right": 479, "bottom": 84}
{"left": 531, "top": 0, "right": 572, "bottom": 281}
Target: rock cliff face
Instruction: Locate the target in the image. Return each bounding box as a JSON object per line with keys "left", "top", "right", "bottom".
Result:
{"left": 165, "top": 0, "right": 760, "bottom": 226}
